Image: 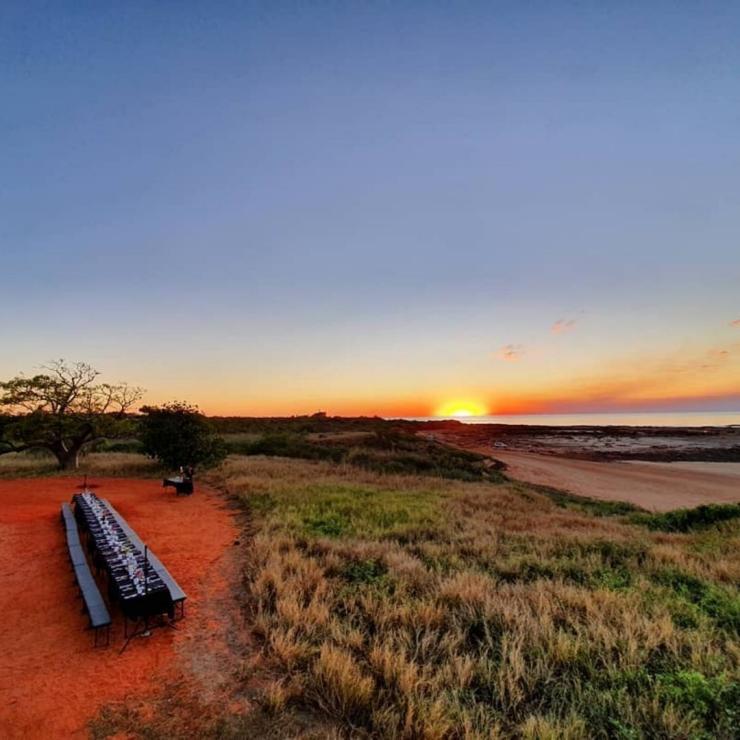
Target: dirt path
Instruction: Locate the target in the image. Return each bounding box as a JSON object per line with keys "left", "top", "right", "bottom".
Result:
{"left": 493, "top": 451, "right": 740, "bottom": 511}
{"left": 0, "top": 477, "right": 242, "bottom": 738}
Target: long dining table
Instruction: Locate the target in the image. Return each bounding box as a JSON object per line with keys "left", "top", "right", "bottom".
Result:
{"left": 73, "top": 492, "right": 174, "bottom": 621}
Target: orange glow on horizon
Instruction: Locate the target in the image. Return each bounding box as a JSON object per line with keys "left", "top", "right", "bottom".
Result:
{"left": 152, "top": 341, "right": 740, "bottom": 419}
{"left": 434, "top": 400, "right": 489, "bottom": 418}
{"left": 160, "top": 387, "right": 740, "bottom": 419}
{"left": 190, "top": 385, "right": 740, "bottom": 419}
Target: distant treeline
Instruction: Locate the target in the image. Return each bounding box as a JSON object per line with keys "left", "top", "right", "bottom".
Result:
{"left": 207, "top": 413, "right": 412, "bottom": 435}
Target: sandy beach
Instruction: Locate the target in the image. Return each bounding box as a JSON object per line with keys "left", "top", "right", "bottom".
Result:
{"left": 427, "top": 424, "right": 740, "bottom": 511}
{"left": 494, "top": 451, "right": 740, "bottom": 512}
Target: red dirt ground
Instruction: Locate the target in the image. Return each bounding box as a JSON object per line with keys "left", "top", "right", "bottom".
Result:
{"left": 0, "top": 477, "right": 240, "bottom": 739}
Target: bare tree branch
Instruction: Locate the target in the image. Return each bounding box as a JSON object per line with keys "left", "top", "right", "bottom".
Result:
{"left": 0, "top": 360, "right": 145, "bottom": 469}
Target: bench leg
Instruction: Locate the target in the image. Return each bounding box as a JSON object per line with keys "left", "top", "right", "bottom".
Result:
{"left": 93, "top": 623, "right": 111, "bottom": 648}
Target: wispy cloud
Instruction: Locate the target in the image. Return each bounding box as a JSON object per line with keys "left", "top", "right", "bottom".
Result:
{"left": 551, "top": 318, "right": 577, "bottom": 335}
{"left": 485, "top": 337, "right": 740, "bottom": 416}
{"left": 707, "top": 348, "right": 730, "bottom": 360}
{"left": 497, "top": 344, "right": 525, "bottom": 361}
{"left": 730, "top": 319, "right": 740, "bottom": 328}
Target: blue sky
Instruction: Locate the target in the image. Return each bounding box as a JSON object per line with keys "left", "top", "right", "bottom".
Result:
{"left": 2, "top": 2, "right": 739, "bottom": 414}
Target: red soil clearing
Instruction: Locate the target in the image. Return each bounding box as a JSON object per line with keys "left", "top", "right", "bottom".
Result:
{"left": 0, "top": 477, "right": 239, "bottom": 739}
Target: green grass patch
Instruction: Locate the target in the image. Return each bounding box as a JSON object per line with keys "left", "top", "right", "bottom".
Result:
{"left": 528, "top": 484, "right": 643, "bottom": 517}
{"left": 232, "top": 432, "right": 345, "bottom": 462}
{"left": 632, "top": 503, "right": 740, "bottom": 533}
{"left": 657, "top": 670, "right": 739, "bottom": 736}
{"left": 488, "top": 539, "right": 644, "bottom": 590}
{"left": 652, "top": 569, "right": 740, "bottom": 634}
{"left": 255, "top": 483, "right": 441, "bottom": 541}
{"left": 341, "top": 558, "right": 388, "bottom": 585}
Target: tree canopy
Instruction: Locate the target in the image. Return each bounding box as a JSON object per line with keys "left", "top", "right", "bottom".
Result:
{"left": 0, "top": 360, "right": 142, "bottom": 469}
{"left": 139, "top": 401, "right": 227, "bottom": 472}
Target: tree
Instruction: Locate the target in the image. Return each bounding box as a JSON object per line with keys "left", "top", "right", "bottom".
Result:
{"left": 0, "top": 360, "right": 143, "bottom": 470}
{"left": 139, "top": 402, "right": 227, "bottom": 472}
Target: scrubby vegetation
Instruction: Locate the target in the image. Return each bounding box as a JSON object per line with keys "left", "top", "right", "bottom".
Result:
{"left": 632, "top": 503, "right": 740, "bottom": 533}
{"left": 527, "top": 483, "right": 642, "bottom": 518}
{"left": 224, "top": 428, "right": 503, "bottom": 483}
{"left": 208, "top": 456, "right": 739, "bottom": 739}
{"left": 0, "top": 450, "right": 161, "bottom": 478}
{"left": 210, "top": 413, "right": 408, "bottom": 436}
{"left": 1, "top": 413, "right": 498, "bottom": 485}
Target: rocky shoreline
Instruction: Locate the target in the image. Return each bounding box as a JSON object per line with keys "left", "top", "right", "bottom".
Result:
{"left": 417, "top": 420, "right": 740, "bottom": 463}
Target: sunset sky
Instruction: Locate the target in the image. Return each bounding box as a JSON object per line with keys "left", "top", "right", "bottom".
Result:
{"left": 2, "top": 2, "right": 739, "bottom": 417}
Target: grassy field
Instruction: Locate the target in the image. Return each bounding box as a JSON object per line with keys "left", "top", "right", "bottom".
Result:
{"left": 210, "top": 456, "right": 739, "bottom": 739}
{"left": 3, "top": 446, "right": 738, "bottom": 738}
{"left": 222, "top": 429, "right": 504, "bottom": 483}
{"left": 0, "top": 450, "right": 162, "bottom": 479}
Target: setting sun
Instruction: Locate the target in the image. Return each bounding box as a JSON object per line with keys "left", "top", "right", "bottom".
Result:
{"left": 435, "top": 400, "right": 488, "bottom": 418}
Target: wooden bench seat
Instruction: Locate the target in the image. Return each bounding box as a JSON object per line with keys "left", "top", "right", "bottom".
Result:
{"left": 103, "top": 499, "right": 187, "bottom": 619}
{"left": 68, "top": 543, "right": 86, "bottom": 568}
{"left": 61, "top": 504, "right": 111, "bottom": 646}
{"left": 61, "top": 502, "right": 77, "bottom": 531}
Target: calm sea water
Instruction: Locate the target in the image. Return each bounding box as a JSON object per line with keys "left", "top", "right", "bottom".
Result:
{"left": 401, "top": 411, "right": 740, "bottom": 427}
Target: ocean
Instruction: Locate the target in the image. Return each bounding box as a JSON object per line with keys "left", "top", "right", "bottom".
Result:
{"left": 401, "top": 411, "right": 740, "bottom": 427}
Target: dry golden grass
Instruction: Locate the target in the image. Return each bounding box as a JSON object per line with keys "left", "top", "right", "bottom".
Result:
{"left": 16, "top": 449, "right": 729, "bottom": 737}
{"left": 0, "top": 450, "right": 161, "bottom": 478}
{"left": 210, "top": 455, "right": 740, "bottom": 739}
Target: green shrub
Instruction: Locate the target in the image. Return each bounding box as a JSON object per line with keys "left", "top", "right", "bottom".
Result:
{"left": 240, "top": 433, "right": 344, "bottom": 462}
{"left": 139, "top": 402, "right": 227, "bottom": 471}
{"left": 653, "top": 569, "right": 740, "bottom": 634}
{"left": 341, "top": 559, "right": 387, "bottom": 585}
{"left": 532, "top": 485, "right": 642, "bottom": 516}
{"left": 634, "top": 504, "right": 740, "bottom": 533}
{"left": 305, "top": 512, "right": 347, "bottom": 537}
{"left": 93, "top": 438, "right": 144, "bottom": 454}
{"left": 658, "top": 671, "right": 739, "bottom": 735}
